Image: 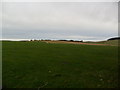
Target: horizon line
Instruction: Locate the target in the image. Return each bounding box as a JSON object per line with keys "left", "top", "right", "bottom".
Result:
{"left": 0, "top": 38, "right": 109, "bottom": 42}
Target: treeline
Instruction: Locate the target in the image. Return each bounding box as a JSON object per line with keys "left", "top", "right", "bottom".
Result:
{"left": 30, "top": 39, "right": 83, "bottom": 42}
{"left": 107, "top": 37, "right": 120, "bottom": 41}
{"left": 58, "top": 40, "right": 83, "bottom": 42}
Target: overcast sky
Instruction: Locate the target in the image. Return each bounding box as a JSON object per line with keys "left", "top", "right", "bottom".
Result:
{"left": 2, "top": 2, "right": 118, "bottom": 41}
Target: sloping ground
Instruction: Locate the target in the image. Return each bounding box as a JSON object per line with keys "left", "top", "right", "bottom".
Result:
{"left": 42, "top": 40, "right": 119, "bottom": 46}
{"left": 3, "top": 41, "right": 118, "bottom": 88}
{"left": 85, "top": 40, "right": 119, "bottom": 46}
{"left": 101, "top": 40, "right": 119, "bottom": 46}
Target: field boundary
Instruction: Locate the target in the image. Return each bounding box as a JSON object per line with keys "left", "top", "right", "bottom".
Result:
{"left": 42, "top": 41, "right": 118, "bottom": 46}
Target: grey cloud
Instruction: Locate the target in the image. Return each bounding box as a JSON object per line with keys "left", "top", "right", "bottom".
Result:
{"left": 2, "top": 2, "right": 118, "bottom": 41}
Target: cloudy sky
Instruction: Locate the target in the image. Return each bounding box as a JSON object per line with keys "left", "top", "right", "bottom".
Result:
{"left": 2, "top": 2, "right": 118, "bottom": 41}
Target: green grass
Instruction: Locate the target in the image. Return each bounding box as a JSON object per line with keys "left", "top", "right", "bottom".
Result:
{"left": 101, "top": 40, "right": 119, "bottom": 46}
{"left": 2, "top": 41, "right": 118, "bottom": 88}
{"left": 85, "top": 40, "right": 119, "bottom": 46}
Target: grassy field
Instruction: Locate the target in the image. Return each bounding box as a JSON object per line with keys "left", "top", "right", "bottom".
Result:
{"left": 41, "top": 40, "right": 119, "bottom": 46}
{"left": 2, "top": 41, "right": 118, "bottom": 88}
{"left": 85, "top": 40, "right": 119, "bottom": 46}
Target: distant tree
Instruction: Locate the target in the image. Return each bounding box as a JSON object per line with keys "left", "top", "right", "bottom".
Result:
{"left": 69, "top": 40, "right": 74, "bottom": 42}
{"left": 108, "top": 37, "right": 120, "bottom": 41}
{"left": 80, "top": 40, "right": 83, "bottom": 42}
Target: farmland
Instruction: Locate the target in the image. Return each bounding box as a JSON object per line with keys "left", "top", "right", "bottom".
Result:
{"left": 2, "top": 41, "right": 118, "bottom": 88}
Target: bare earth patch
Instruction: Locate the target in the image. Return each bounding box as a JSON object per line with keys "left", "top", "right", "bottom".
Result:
{"left": 42, "top": 40, "right": 117, "bottom": 46}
